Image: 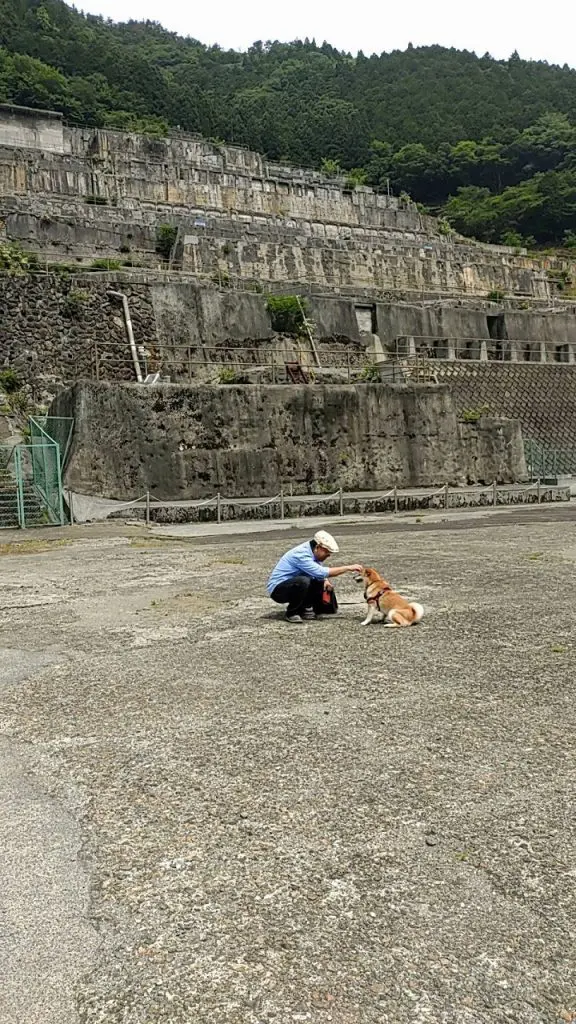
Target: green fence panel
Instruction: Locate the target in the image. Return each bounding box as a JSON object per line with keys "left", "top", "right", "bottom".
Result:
{"left": 524, "top": 438, "right": 576, "bottom": 479}
{"left": 28, "top": 418, "right": 66, "bottom": 525}
{"left": 0, "top": 420, "right": 68, "bottom": 529}
{"left": 0, "top": 445, "right": 21, "bottom": 529}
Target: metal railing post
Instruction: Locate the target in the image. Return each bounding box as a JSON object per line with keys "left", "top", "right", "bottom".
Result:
{"left": 493, "top": 480, "right": 497, "bottom": 507}
{"left": 444, "top": 482, "right": 449, "bottom": 510}
{"left": 145, "top": 491, "right": 151, "bottom": 526}
{"left": 55, "top": 442, "right": 65, "bottom": 526}
{"left": 537, "top": 478, "right": 541, "bottom": 504}
{"left": 94, "top": 339, "right": 100, "bottom": 381}
{"left": 339, "top": 486, "right": 344, "bottom": 516}
{"left": 14, "top": 447, "right": 25, "bottom": 529}
{"left": 280, "top": 487, "right": 285, "bottom": 520}
{"left": 394, "top": 485, "right": 398, "bottom": 514}
{"left": 217, "top": 492, "right": 221, "bottom": 524}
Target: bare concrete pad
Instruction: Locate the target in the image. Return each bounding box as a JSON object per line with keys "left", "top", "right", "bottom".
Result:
{"left": 0, "top": 520, "right": 575, "bottom": 1023}
{"left": 0, "top": 736, "right": 99, "bottom": 1024}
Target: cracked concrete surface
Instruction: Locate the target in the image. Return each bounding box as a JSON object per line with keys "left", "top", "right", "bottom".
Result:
{"left": 0, "top": 511, "right": 575, "bottom": 1023}
{"left": 0, "top": 654, "right": 99, "bottom": 1024}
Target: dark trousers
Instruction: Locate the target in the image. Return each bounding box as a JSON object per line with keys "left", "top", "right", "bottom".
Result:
{"left": 271, "top": 575, "right": 325, "bottom": 617}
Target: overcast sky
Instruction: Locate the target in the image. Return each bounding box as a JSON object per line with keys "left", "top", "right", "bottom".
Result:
{"left": 77, "top": 0, "right": 576, "bottom": 67}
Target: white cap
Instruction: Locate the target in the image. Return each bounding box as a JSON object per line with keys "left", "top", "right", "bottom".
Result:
{"left": 313, "top": 530, "right": 339, "bottom": 554}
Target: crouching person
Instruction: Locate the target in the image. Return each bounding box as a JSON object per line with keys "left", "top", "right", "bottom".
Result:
{"left": 267, "top": 530, "right": 363, "bottom": 623}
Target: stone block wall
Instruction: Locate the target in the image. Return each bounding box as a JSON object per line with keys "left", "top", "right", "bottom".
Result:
{"left": 2, "top": 104, "right": 574, "bottom": 301}
{"left": 2, "top": 272, "right": 576, "bottom": 405}
{"left": 51, "top": 380, "right": 526, "bottom": 500}
{"left": 0, "top": 275, "right": 156, "bottom": 398}
{"left": 182, "top": 227, "right": 553, "bottom": 298}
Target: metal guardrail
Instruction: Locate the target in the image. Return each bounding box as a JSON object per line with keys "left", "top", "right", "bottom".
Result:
{"left": 391, "top": 338, "right": 575, "bottom": 364}
{"left": 90, "top": 341, "right": 372, "bottom": 384}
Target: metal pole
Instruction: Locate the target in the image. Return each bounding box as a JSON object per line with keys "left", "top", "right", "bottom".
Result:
{"left": 537, "top": 478, "right": 541, "bottom": 504}
{"left": 94, "top": 339, "right": 100, "bottom": 381}
{"left": 55, "top": 442, "right": 65, "bottom": 526}
{"left": 15, "top": 447, "right": 25, "bottom": 529}
{"left": 493, "top": 479, "right": 497, "bottom": 507}
{"left": 339, "top": 486, "right": 344, "bottom": 516}
{"left": 394, "top": 485, "right": 398, "bottom": 514}
{"left": 280, "top": 487, "right": 285, "bottom": 520}
{"left": 217, "top": 492, "right": 221, "bottom": 524}
{"left": 68, "top": 489, "right": 75, "bottom": 525}
{"left": 145, "top": 491, "right": 150, "bottom": 526}
{"left": 444, "top": 482, "right": 449, "bottom": 510}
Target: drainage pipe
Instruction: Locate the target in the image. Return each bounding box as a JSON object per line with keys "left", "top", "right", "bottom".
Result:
{"left": 107, "top": 291, "right": 143, "bottom": 383}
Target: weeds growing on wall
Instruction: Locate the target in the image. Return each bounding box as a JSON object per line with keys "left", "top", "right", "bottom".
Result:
{"left": 0, "top": 369, "right": 22, "bottom": 395}
{"left": 155, "top": 224, "right": 178, "bottom": 262}
{"left": 461, "top": 405, "right": 491, "bottom": 422}
{"left": 90, "top": 258, "right": 123, "bottom": 271}
{"left": 63, "top": 288, "right": 90, "bottom": 318}
{"left": 0, "top": 243, "right": 36, "bottom": 275}
{"left": 266, "top": 295, "right": 307, "bottom": 335}
{"left": 217, "top": 367, "right": 237, "bottom": 383}
{"left": 357, "top": 363, "right": 381, "bottom": 382}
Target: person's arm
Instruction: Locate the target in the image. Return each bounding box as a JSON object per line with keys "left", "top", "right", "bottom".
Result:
{"left": 327, "top": 563, "right": 363, "bottom": 578}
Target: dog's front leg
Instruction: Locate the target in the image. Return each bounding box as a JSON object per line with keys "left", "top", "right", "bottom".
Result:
{"left": 361, "top": 603, "right": 376, "bottom": 627}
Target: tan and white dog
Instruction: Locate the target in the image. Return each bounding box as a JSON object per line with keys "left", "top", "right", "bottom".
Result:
{"left": 356, "top": 567, "right": 424, "bottom": 627}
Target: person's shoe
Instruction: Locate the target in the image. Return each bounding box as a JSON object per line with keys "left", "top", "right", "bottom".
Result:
{"left": 302, "top": 608, "right": 317, "bottom": 621}
{"left": 285, "top": 613, "right": 304, "bottom": 623}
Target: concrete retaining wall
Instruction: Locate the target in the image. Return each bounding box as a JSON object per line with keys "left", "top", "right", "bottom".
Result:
{"left": 50, "top": 381, "right": 527, "bottom": 500}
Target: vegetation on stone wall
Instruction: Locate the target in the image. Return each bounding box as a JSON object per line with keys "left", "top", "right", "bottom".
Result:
{"left": 0, "top": 368, "right": 21, "bottom": 394}
{"left": 266, "top": 296, "right": 307, "bottom": 335}
{"left": 155, "top": 224, "right": 178, "bottom": 262}
{"left": 0, "top": 242, "right": 35, "bottom": 274}
{"left": 1, "top": 0, "right": 576, "bottom": 245}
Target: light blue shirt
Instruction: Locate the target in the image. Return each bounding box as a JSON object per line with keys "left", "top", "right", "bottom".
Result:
{"left": 267, "top": 541, "right": 330, "bottom": 594}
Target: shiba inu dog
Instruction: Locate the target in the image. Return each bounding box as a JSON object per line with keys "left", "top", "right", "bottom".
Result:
{"left": 356, "top": 567, "right": 424, "bottom": 627}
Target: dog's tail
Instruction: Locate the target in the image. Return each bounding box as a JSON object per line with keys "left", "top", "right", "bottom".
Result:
{"left": 409, "top": 601, "right": 424, "bottom": 623}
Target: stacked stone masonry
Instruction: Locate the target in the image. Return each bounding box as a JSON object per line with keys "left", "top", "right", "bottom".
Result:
{"left": 1, "top": 104, "right": 574, "bottom": 300}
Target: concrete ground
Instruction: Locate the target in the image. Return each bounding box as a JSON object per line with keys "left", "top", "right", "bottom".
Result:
{"left": 1, "top": 508, "right": 575, "bottom": 1024}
